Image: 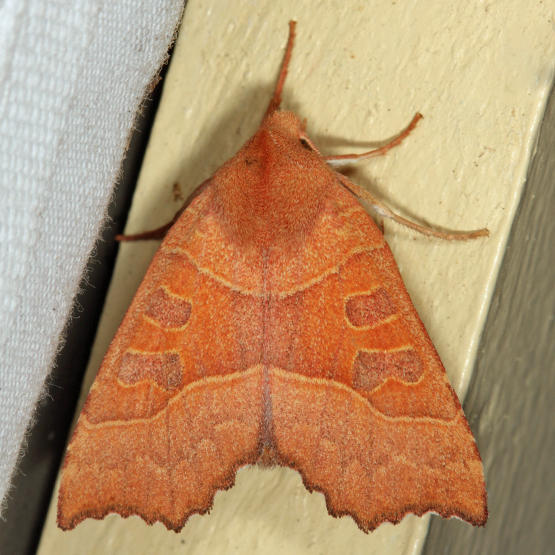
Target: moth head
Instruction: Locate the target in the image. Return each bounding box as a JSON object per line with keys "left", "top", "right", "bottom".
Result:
{"left": 265, "top": 110, "right": 303, "bottom": 137}
{"left": 264, "top": 110, "right": 319, "bottom": 154}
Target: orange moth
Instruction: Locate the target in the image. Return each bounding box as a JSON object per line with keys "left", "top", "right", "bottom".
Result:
{"left": 58, "top": 21, "right": 488, "bottom": 532}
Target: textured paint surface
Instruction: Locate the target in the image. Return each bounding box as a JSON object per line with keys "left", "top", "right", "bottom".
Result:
{"left": 39, "top": 1, "right": 554, "bottom": 554}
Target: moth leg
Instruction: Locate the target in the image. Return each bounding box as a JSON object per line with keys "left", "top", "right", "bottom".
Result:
{"left": 337, "top": 173, "right": 489, "bottom": 241}
{"left": 325, "top": 113, "right": 422, "bottom": 166}
{"left": 115, "top": 211, "right": 182, "bottom": 241}
{"left": 116, "top": 178, "right": 211, "bottom": 242}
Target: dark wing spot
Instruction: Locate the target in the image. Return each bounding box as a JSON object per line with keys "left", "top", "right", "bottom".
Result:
{"left": 119, "top": 351, "right": 183, "bottom": 390}
{"left": 145, "top": 288, "right": 191, "bottom": 328}
{"left": 345, "top": 289, "right": 396, "bottom": 327}
{"left": 353, "top": 348, "right": 423, "bottom": 391}
{"left": 299, "top": 138, "right": 313, "bottom": 150}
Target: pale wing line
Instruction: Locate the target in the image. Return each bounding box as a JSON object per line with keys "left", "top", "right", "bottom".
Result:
{"left": 142, "top": 313, "right": 191, "bottom": 332}
{"left": 275, "top": 243, "right": 381, "bottom": 297}
{"left": 343, "top": 285, "right": 401, "bottom": 330}
{"left": 344, "top": 312, "right": 400, "bottom": 331}
{"left": 80, "top": 364, "right": 458, "bottom": 431}
{"left": 348, "top": 343, "right": 431, "bottom": 392}
{"left": 271, "top": 368, "right": 458, "bottom": 425}
{"left": 354, "top": 345, "right": 423, "bottom": 355}
{"left": 79, "top": 365, "right": 264, "bottom": 431}
{"left": 115, "top": 346, "right": 183, "bottom": 391}
{"left": 353, "top": 366, "right": 428, "bottom": 392}
{"left": 162, "top": 244, "right": 385, "bottom": 299}
{"left": 141, "top": 284, "right": 192, "bottom": 330}
{"left": 156, "top": 284, "right": 191, "bottom": 300}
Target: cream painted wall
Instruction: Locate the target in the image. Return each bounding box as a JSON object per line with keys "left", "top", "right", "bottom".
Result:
{"left": 39, "top": 1, "right": 554, "bottom": 553}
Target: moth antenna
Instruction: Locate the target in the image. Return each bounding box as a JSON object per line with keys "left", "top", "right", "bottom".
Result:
{"left": 337, "top": 173, "right": 489, "bottom": 241}
{"left": 264, "top": 20, "right": 297, "bottom": 118}
{"left": 325, "top": 113, "right": 423, "bottom": 166}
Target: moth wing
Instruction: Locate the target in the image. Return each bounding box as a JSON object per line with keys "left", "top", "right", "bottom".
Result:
{"left": 58, "top": 185, "right": 266, "bottom": 531}
{"left": 267, "top": 184, "right": 487, "bottom": 531}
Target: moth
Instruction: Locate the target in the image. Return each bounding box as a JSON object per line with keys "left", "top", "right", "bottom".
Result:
{"left": 58, "top": 21, "right": 488, "bottom": 532}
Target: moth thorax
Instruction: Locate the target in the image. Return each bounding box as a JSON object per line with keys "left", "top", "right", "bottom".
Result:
{"left": 214, "top": 129, "right": 327, "bottom": 246}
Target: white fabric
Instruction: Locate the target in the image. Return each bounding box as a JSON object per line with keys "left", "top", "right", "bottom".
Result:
{"left": 0, "top": 0, "right": 184, "bottom": 511}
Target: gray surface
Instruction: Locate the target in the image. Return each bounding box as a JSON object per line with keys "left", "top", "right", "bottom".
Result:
{"left": 423, "top": 86, "right": 554, "bottom": 553}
